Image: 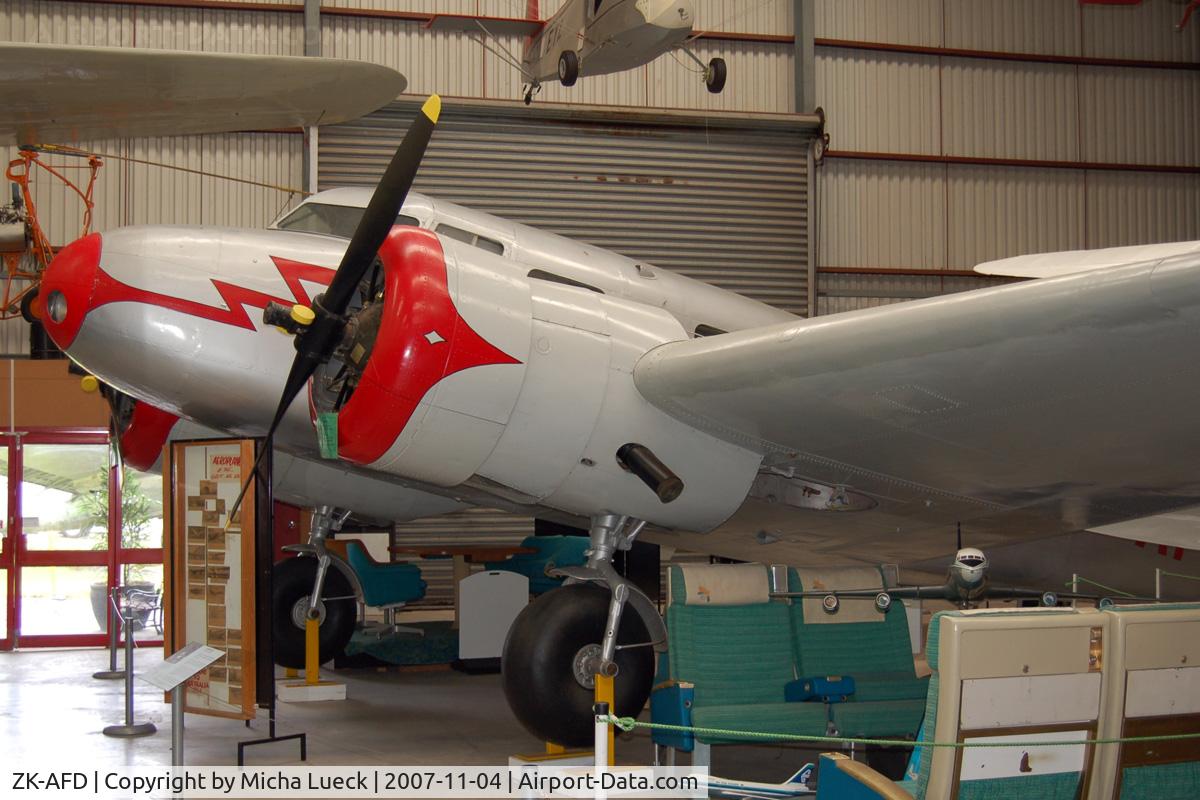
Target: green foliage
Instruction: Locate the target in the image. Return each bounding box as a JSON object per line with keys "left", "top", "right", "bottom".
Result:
{"left": 74, "top": 465, "right": 157, "bottom": 550}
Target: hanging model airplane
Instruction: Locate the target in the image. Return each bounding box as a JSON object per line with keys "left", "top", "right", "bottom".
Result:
{"left": 427, "top": 0, "right": 727, "bottom": 104}
{"left": 773, "top": 547, "right": 1132, "bottom": 613}
{"left": 30, "top": 91, "right": 1200, "bottom": 749}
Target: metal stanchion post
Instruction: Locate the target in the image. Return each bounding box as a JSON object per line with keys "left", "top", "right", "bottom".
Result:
{"left": 171, "top": 684, "right": 185, "bottom": 765}
{"left": 93, "top": 587, "right": 126, "bottom": 680}
{"left": 1156, "top": 568, "right": 1163, "bottom": 601}
{"left": 103, "top": 595, "right": 157, "bottom": 738}
{"left": 593, "top": 702, "right": 609, "bottom": 800}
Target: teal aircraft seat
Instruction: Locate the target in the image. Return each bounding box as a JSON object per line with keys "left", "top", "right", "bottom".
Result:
{"left": 343, "top": 540, "right": 426, "bottom": 638}
{"left": 835, "top": 607, "right": 1107, "bottom": 800}
{"left": 483, "top": 535, "right": 589, "bottom": 595}
{"left": 652, "top": 564, "right": 828, "bottom": 766}
{"left": 786, "top": 568, "right": 927, "bottom": 739}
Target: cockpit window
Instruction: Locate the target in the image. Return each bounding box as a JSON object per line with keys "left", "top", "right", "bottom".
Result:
{"left": 958, "top": 555, "right": 985, "bottom": 566}
{"left": 275, "top": 203, "right": 418, "bottom": 239}
{"left": 436, "top": 223, "right": 505, "bottom": 255}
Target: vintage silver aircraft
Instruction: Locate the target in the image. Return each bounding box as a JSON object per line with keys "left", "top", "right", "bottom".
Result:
{"left": 34, "top": 94, "right": 1200, "bottom": 747}
{"left": 429, "top": 0, "right": 727, "bottom": 104}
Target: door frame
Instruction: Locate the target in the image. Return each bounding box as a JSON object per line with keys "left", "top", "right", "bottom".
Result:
{"left": 6, "top": 428, "right": 163, "bottom": 649}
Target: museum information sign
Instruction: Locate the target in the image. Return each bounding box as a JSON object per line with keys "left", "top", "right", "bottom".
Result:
{"left": 164, "top": 439, "right": 258, "bottom": 720}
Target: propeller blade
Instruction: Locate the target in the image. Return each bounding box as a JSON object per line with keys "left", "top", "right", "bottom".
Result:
{"left": 269, "top": 93, "right": 442, "bottom": 440}
{"left": 226, "top": 95, "right": 442, "bottom": 524}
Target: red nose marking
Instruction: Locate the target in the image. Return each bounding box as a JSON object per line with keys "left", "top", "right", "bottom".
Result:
{"left": 40, "top": 233, "right": 102, "bottom": 350}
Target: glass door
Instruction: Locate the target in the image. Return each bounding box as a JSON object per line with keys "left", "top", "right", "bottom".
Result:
{"left": 0, "top": 437, "right": 12, "bottom": 651}
{"left": 15, "top": 434, "right": 113, "bottom": 647}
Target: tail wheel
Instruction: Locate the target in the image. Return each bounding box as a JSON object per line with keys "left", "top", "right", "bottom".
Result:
{"left": 502, "top": 582, "right": 654, "bottom": 747}
{"left": 705, "top": 57, "right": 727, "bottom": 94}
{"left": 558, "top": 50, "right": 580, "bottom": 87}
{"left": 271, "top": 556, "right": 356, "bottom": 669}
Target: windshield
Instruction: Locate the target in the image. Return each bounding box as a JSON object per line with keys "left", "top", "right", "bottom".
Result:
{"left": 275, "top": 202, "right": 419, "bottom": 239}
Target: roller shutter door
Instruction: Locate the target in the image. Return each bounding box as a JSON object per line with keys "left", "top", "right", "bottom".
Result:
{"left": 320, "top": 99, "right": 813, "bottom": 315}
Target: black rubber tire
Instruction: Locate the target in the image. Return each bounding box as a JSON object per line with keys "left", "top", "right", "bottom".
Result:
{"left": 271, "top": 557, "right": 357, "bottom": 669}
{"left": 19, "top": 289, "right": 37, "bottom": 323}
{"left": 705, "top": 57, "right": 727, "bottom": 94}
{"left": 558, "top": 50, "right": 580, "bottom": 87}
{"left": 502, "top": 582, "right": 654, "bottom": 747}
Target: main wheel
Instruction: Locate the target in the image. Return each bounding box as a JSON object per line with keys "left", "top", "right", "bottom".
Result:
{"left": 558, "top": 50, "right": 580, "bottom": 87}
{"left": 705, "top": 57, "right": 727, "bottom": 94}
{"left": 502, "top": 582, "right": 654, "bottom": 747}
{"left": 271, "top": 557, "right": 356, "bottom": 669}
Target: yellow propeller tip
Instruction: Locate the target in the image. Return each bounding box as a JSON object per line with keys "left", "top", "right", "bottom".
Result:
{"left": 80, "top": 375, "right": 100, "bottom": 394}
{"left": 422, "top": 94, "right": 442, "bottom": 124}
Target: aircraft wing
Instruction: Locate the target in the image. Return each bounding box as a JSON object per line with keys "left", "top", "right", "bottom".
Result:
{"left": 0, "top": 43, "right": 408, "bottom": 145}
{"left": 975, "top": 241, "right": 1200, "bottom": 280}
{"left": 425, "top": 14, "right": 545, "bottom": 37}
{"left": 635, "top": 249, "right": 1200, "bottom": 562}
{"left": 777, "top": 585, "right": 947, "bottom": 601}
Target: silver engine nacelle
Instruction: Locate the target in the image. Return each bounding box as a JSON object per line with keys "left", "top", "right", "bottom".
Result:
{"left": 331, "top": 228, "right": 762, "bottom": 532}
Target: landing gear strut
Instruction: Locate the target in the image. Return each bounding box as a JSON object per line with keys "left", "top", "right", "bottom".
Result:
{"left": 271, "top": 505, "right": 357, "bottom": 669}
{"left": 502, "top": 514, "right": 666, "bottom": 747}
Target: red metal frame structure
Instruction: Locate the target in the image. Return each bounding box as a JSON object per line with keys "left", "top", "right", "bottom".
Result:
{"left": 1, "top": 428, "right": 162, "bottom": 650}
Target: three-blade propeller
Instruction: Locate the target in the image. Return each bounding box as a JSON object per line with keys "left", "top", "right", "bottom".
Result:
{"left": 228, "top": 95, "right": 442, "bottom": 521}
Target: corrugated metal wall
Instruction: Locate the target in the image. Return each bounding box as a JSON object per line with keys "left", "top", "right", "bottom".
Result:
{"left": 390, "top": 508, "right": 535, "bottom": 608}
{"left": 321, "top": 101, "right": 813, "bottom": 314}
{"left": 813, "top": 0, "right": 1200, "bottom": 311}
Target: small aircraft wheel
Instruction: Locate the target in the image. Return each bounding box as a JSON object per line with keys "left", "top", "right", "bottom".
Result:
{"left": 558, "top": 50, "right": 580, "bottom": 87}
{"left": 271, "top": 556, "right": 356, "bottom": 669}
{"left": 822, "top": 593, "right": 840, "bottom": 614}
{"left": 1041, "top": 591, "right": 1059, "bottom": 607}
{"left": 705, "top": 57, "right": 727, "bottom": 94}
{"left": 20, "top": 289, "right": 39, "bottom": 323}
{"left": 874, "top": 591, "right": 892, "bottom": 612}
{"left": 502, "top": 582, "right": 654, "bottom": 747}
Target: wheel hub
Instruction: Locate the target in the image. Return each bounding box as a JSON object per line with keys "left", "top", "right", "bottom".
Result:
{"left": 572, "top": 643, "right": 603, "bottom": 690}
{"left": 291, "top": 595, "right": 326, "bottom": 629}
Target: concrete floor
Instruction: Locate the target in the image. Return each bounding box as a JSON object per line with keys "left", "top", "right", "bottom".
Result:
{"left": 0, "top": 646, "right": 820, "bottom": 783}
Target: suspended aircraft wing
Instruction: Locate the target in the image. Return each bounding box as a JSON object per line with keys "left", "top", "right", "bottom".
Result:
{"left": 975, "top": 240, "right": 1200, "bottom": 279}
{"left": 635, "top": 249, "right": 1200, "bottom": 564}
{"left": 0, "top": 43, "right": 408, "bottom": 145}
{"left": 425, "top": 14, "right": 545, "bottom": 37}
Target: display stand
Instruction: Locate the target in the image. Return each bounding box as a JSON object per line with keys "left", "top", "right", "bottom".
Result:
{"left": 163, "top": 438, "right": 308, "bottom": 764}
{"left": 141, "top": 642, "right": 226, "bottom": 765}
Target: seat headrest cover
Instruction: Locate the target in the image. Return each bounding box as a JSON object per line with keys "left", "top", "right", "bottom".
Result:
{"left": 677, "top": 563, "right": 770, "bottom": 606}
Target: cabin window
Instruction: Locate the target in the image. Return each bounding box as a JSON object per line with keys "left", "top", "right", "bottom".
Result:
{"left": 694, "top": 324, "right": 727, "bottom": 337}
{"left": 527, "top": 269, "right": 603, "bottom": 294}
{"left": 436, "top": 223, "right": 505, "bottom": 255}
{"left": 276, "top": 203, "right": 419, "bottom": 239}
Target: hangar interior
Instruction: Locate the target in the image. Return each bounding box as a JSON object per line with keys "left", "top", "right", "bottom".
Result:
{"left": 1, "top": 1, "right": 1199, "bottom": 798}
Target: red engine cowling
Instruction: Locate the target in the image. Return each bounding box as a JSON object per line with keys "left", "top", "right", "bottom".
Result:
{"left": 332, "top": 228, "right": 762, "bottom": 532}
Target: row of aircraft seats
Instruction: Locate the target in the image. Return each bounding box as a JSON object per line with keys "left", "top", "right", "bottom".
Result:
{"left": 650, "top": 563, "right": 927, "bottom": 766}
{"left": 817, "top": 602, "right": 1200, "bottom": 799}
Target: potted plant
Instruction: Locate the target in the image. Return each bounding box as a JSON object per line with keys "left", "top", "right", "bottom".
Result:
{"left": 82, "top": 466, "right": 159, "bottom": 631}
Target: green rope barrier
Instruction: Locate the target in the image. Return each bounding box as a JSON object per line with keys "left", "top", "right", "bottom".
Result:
{"left": 1158, "top": 570, "right": 1200, "bottom": 583}
{"left": 1064, "top": 576, "right": 1136, "bottom": 598}
{"left": 600, "top": 716, "right": 1200, "bottom": 750}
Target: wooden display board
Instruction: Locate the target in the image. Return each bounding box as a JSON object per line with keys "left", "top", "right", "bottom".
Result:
{"left": 163, "top": 439, "right": 257, "bottom": 720}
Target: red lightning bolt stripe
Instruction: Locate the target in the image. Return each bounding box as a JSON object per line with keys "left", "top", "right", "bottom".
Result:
{"left": 86, "top": 256, "right": 334, "bottom": 330}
